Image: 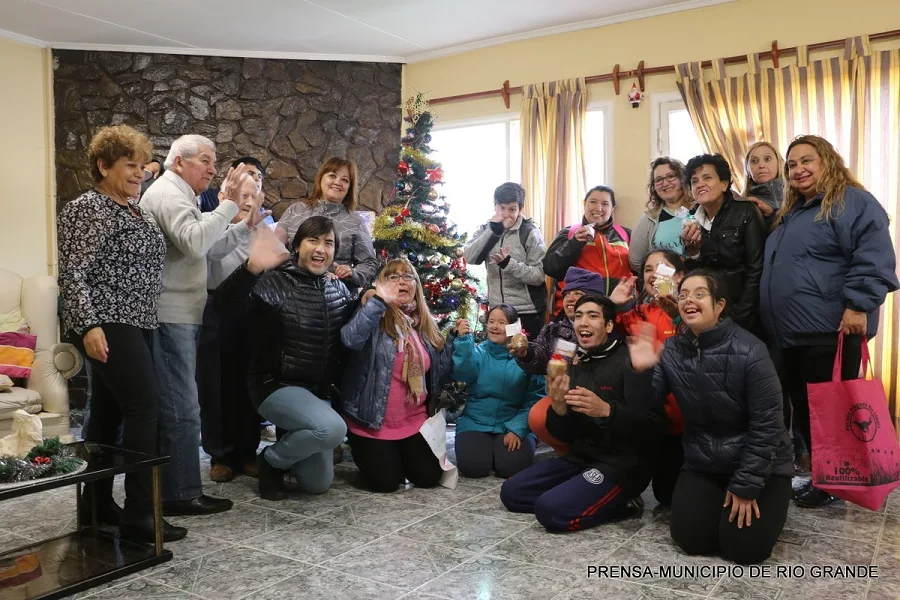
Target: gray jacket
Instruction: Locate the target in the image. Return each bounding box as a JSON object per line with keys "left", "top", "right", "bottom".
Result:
{"left": 629, "top": 209, "right": 662, "bottom": 273}
{"left": 462, "top": 215, "right": 547, "bottom": 315}
{"left": 339, "top": 297, "right": 454, "bottom": 429}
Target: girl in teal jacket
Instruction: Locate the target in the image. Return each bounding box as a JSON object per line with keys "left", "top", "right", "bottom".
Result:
{"left": 451, "top": 304, "right": 546, "bottom": 478}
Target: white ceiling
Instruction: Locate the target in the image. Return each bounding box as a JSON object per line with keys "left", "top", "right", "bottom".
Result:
{"left": 0, "top": 0, "right": 734, "bottom": 63}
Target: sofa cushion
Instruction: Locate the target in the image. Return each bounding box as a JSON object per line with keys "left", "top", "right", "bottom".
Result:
{"left": 0, "top": 386, "right": 42, "bottom": 419}
{"left": 0, "top": 332, "right": 38, "bottom": 378}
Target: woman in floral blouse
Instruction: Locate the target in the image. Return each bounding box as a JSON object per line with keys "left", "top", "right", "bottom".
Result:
{"left": 58, "top": 125, "right": 185, "bottom": 543}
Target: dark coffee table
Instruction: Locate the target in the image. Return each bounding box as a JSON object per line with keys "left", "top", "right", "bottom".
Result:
{"left": 0, "top": 442, "right": 173, "bottom": 599}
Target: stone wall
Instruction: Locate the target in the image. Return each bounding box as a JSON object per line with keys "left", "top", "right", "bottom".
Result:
{"left": 53, "top": 50, "right": 402, "bottom": 216}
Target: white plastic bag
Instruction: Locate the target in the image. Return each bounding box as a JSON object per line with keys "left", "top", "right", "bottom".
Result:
{"left": 418, "top": 409, "right": 458, "bottom": 489}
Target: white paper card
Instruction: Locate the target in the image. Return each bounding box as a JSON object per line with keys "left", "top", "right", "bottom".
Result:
{"left": 656, "top": 263, "right": 676, "bottom": 277}
{"left": 505, "top": 321, "right": 522, "bottom": 336}
{"left": 554, "top": 339, "right": 577, "bottom": 358}
{"left": 418, "top": 409, "right": 458, "bottom": 489}
{"left": 584, "top": 226, "right": 595, "bottom": 239}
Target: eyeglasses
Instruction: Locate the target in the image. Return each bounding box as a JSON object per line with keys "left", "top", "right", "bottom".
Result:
{"left": 386, "top": 274, "right": 416, "bottom": 283}
{"left": 676, "top": 291, "right": 710, "bottom": 303}
{"left": 653, "top": 173, "right": 680, "bottom": 185}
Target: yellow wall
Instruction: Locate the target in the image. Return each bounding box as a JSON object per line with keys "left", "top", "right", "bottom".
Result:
{"left": 0, "top": 38, "right": 54, "bottom": 278}
{"left": 405, "top": 0, "right": 900, "bottom": 230}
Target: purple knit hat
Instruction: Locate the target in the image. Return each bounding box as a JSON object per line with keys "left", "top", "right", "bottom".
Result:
{"left": 563, "top": 267, "right": 606, "bottom": 295}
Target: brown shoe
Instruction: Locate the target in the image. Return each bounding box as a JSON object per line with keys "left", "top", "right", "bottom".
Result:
{"left": 242, "top": 460, "right": 259, "bottom": 479}
{"left": 210, "top": 463, "right": 234, "bottom": 483}
{"left": 333, "top": 445, "right": 344, "bottom": 464}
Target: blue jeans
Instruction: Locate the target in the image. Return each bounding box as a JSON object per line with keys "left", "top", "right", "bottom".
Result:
{"left": 257, "top": 386, "right": 346, "bottom": 495}
{"left": 152, "top": 322, "right": 203, "bottom": 502}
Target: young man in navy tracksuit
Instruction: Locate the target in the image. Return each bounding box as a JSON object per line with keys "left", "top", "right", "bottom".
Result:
{"left": 500, "top": 294, "right": 664, "bottom": 532}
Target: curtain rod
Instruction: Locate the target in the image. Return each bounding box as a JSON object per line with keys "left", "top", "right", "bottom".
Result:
{"left": 429, "top": 28, "right": 900, "bottom": 107}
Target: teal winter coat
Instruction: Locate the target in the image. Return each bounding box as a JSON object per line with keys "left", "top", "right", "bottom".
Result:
{"left": 452, "top": 336, "right": 546, "bottom": 439}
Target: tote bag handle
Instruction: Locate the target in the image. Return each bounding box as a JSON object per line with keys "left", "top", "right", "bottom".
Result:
{"left": 832, "top": 331, "right": 872, "bottom": 382}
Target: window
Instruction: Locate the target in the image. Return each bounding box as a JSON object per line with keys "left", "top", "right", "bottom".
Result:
{"left": 431, "top": 107, "right": 608, "bottom": 238}
{"left": 430, "top": 118, "right": 519, "bottom": 239}
{"left": 652, "top": 94, "right": 704, "bottom": 165}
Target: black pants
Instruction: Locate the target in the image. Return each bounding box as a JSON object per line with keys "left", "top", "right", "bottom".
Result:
{"left": 519, "top": 313, "right": 545, "bottom": 342}
{"left": 780, "top": 335, "right": 861, "bottom": 458}
{"left": 651, "top": 433, "right": 684, "bottom": 505}
{"left": 455, "top": 431, "right": 535, "bottom": 479}
{"left": 347, "top": 432, "right": 443, "bottom": 493}
{"left": 670, "top": 470, "right": 791, "bottom": 564}
{"left": 197, "top": 294, "right": 261, "bottom": 468}
{"left": 76, "top": 324, "right": 159, "bottom": 514}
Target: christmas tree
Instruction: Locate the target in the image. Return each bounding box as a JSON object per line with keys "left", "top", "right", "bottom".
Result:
{"left": 373, "top": 94, "right": 485, "bottom": 329}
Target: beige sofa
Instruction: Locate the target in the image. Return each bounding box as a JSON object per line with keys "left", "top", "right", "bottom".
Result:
{"left": 0, "top": 268, "right": 82, "bottom": 439}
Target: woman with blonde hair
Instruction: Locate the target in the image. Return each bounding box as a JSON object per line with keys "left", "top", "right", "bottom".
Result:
{"left": 761, "top": 134, "right": 898, "bottom": 508}
{"left": 742, "top": 141, "right": 785, "bottom": 227}
{"left": 339, "top": 258, "right": 455, "bottom": 492}
{"left": 276, "top": 156, "right": 377, "bottom": 293}
{"left": 629, "top": 157, "right": 694, "bottom": 273}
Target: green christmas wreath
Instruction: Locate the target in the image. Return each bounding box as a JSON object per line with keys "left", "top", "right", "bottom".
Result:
{"left": 0, "top": 437, "right": 85, "bottom": 484}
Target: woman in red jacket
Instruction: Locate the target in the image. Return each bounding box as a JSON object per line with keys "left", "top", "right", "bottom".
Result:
{"left": 613, "top": 249, "right": 686, "bottom": 504}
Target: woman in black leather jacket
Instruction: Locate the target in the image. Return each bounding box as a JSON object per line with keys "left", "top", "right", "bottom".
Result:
{"left": 630, "top": 269, "right": 792, "bottom": 564}
{"left": 680, "top": 154, "right": 766, "bottom": 333}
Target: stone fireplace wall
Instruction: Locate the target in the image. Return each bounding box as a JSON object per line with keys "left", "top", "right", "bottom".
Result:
{"left": 53, "top": 50, "right": 402, "bottom": 217}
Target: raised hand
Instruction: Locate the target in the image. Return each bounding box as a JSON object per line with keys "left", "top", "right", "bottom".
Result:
{"left": 610, "top": 275, "right": 637, "bottom": 306}
{"left": 243, "top": 191, "right": 271, "bottom": 228}
{"left": 627, "top": 322, "right": 664, "bottom": 373}
{"left": 653, "top": 294, "right": 680, "bottom": 319}
{"left": 374, "top": 279, "right": 400, "bottom": 305}
{"left": 454, "top": 319, "right": 471, "bottom": 337}
{"left": 681, "top": 221, "right": 702, "bottom": 254}
{"left": 247, "top": 226, "right": 290, "bottom": 275}
{"left": 220, "top": 163, "right": 251, "bottom": 204}
{"left": 83, "top": 326, "right": 109, "bottom": 363}
{"left": 548, "top": 373, "right": 570, "bottom": 414}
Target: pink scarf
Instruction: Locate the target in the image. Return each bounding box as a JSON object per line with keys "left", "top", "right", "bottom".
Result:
{"left": 395, "top": 302, "right": 426, "bottom": 404}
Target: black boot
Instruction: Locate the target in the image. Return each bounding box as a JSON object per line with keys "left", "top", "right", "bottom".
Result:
{"left": 793, "top": 481, "right": 838, "bottom": 508}
{"left": 120, "top": 512, "right": 187, "bottom": 543}
{"left": 258, "top": 447, "right": 286, "bottom": 501}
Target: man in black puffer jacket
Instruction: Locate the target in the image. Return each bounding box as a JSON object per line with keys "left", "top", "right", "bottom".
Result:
{"left": 501, "top": 294, "right": 663, "bottom": 532}
{"left": 216, "top": 216, "right": 356, "bottom": 501}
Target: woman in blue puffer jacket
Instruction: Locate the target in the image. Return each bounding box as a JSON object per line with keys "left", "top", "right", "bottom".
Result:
{"left": 340, "top": 258, "right": 455, "bottom": 493}
{"left": 451, "top": 304, "right": 546, "bottom": 479}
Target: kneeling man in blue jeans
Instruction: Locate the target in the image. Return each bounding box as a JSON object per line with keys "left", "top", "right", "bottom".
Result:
{"left": 216, "top": 216, "right": 354, "bottom": 500}
{"left": 500, "top": 294, "right": 664, "bottom": 531}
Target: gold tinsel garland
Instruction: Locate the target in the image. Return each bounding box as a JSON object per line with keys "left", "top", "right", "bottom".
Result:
{"left": 372, "top": 206, "right": 457, "bottom": 248}
{"left": 401, "top": 148, "right": 438, "bottom": 169}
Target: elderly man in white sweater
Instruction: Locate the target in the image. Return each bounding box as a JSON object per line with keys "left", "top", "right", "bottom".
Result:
{"left": 141, "top": 134, "right": 262, "bottom": 516}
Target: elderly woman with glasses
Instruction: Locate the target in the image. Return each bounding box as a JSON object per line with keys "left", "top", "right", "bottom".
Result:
{"left": 630, "top": 268, "right": 793, "bottom": 564}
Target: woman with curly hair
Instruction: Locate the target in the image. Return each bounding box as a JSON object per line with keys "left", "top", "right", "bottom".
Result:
{"left": 761, "top": 135, "right": 898, "bottom": 508}
{"left": 629, "top": 157, "right": 693, "bottom": 273}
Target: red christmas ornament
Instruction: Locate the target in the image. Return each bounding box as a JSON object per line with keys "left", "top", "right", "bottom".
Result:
{"left": 400, "top": 207, "right": 411, "bottom": 217}
{"left": 398, "top": 161, "right": 409, "bottom": 175}
{"left": 33, "top": 456, "right": 51, "bottom": 465}
{"left": 426, "top": 167, "right": 444, "bottom": 183}
{"left": 428, "top": 224, "right": 440, "bottom": 234}
{"left": 394, "top": 215, "right": 404, "bottom": 225}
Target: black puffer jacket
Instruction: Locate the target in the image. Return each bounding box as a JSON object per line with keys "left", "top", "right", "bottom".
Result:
{"left": 215, "top": 259, "right": 356, "bottom": 408}
{"left": 545, "top": 340, "right": 664, "bottom": 497}
{"left": 686, "top": 194, "right": 765, "bottom": 331}
{"left": 654, "top": 318, "right": 793, "bottom": 499}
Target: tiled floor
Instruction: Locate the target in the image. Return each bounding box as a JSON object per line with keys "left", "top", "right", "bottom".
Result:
{"left": 2, "top": 434, "right": 898, "bottom": 600}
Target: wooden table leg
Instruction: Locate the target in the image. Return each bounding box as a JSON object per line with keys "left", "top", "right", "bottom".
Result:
{"left": 152, "top": 465, "right": 163, "bottom": 556}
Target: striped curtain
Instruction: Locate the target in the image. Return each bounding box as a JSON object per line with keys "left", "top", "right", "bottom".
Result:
{"left": 520, "top": 78, "right": 587, "bottom": 235}
{"left": 676, "top": 35, "right": 900, "bottom": 410}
